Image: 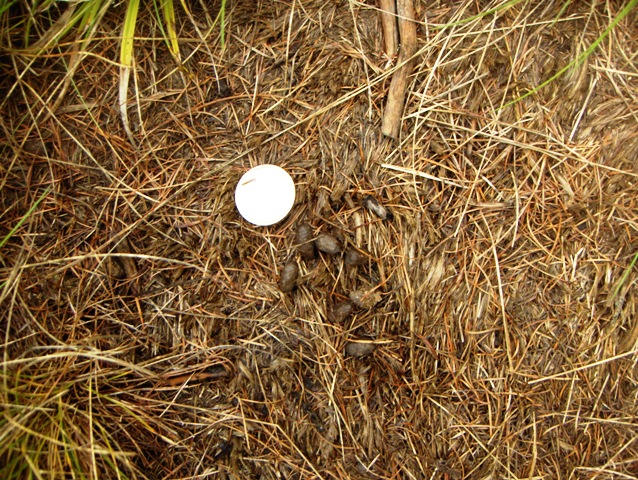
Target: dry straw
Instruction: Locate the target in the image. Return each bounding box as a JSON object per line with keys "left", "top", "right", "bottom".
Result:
{"left": 1, "top": 0, "right": 638, "bottom": 478}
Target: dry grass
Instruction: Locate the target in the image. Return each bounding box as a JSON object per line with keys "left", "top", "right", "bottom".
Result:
{"left": 2, "top": 0, "right": 638, "bottom": 478}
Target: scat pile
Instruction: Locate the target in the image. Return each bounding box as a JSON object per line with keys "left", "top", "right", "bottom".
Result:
{"left": 279, "top": 213, "right": 385, "bottom": 345}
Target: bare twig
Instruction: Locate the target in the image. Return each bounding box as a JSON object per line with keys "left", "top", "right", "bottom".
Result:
{"left": 381, "top": 0, "right": 417, "bottom": 138}
{"left": 379, "top": 0, "right": 399, "bottom": 57}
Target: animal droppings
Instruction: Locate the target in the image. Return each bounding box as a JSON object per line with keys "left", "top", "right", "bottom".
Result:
{"left": 345, "top": 341, "right": 376, "bottom": 357}
{"left": 296, "top": 223, "right": 316, "bottom": 260}
{"left": 363, "top": 195, "right": 393, "bottom": 220}
{"left": 349, "top": 289, "right": 381, "bottom": 309}
{"left": 315, "top": 234, "right": 341, "bottom": 254}
{"left": 330, "top": 301, "right": 353, "bottom": 323}
{"left": 278, "top": 261, "right": 299, "bottom": 292}
{"left": 345, "top": 248, "right": 368, "bottom": 266}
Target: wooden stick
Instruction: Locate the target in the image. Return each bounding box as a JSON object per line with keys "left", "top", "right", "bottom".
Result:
{"left": 381, "top": 0, "right": 417, "bottom": 139}
{"left": 379, "top": 0, "right": 399, "bottom": 57}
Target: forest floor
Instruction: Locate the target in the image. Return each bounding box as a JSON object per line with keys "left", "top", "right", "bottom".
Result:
{"left": 2, "top": 0, "right": 638, "bottom": 478}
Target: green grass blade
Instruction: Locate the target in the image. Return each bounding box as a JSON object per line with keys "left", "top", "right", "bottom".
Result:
{"left": 120, "top": 0, "right": 140, "bottom": 68}
{"left": 161, "top": 0, "right": 181, "bottom": 61}
{"left": 0, "top": 186, "right": 51, "bottom": 250}
{"left": 503, "top": 0, "right": 638, "bottom": 108}
{"left": 0, "top": 0, "right": 19, "bottom": 17}
{"left": 119, "top": 0, "right": 140, "bottom": 145}
{"left": 179, "top": 0, "right": 227, "bottom": 48}
{"left": 78, "top": 0, "right": 112, "bottom": 41}
{"left": 219, "top": 0, "right": 226, "bottom": 48}
{"left": 614, "top": 252, "right": 638, "bottom": 299}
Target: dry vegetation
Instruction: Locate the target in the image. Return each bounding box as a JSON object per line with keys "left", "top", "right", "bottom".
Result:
{"left": 2, "top": 0, "right": 638, "bottom": 478}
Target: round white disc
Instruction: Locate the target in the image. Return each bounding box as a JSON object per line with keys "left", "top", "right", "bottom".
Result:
{"left": 234, "top": 165, "right": 296, "bottom": 226}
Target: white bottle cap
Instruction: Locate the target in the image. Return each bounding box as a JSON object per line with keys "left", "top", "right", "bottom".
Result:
{"left": 234, "top": 165, "right": 296, "bottom": 226}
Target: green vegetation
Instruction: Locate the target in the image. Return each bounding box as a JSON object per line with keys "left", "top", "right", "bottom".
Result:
{"left": 1, "top": 0, "right": 228, "bottom": 138}
{"left": 0, "top": 187, "right": 50, "bottom": 251}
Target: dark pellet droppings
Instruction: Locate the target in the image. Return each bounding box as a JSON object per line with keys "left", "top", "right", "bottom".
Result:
{"left": 350, "top": 289, "right": 381, "bottom": 309}
{"left": 296, "top": 223, "right": 316, "bottom": 260}
{"left": 279, "top": 261, "right": 299, "bottom": 292}
{"left": 315, "top": 234, "right": 341, "bottom": 255}
{"left": 363, "top": 195, "right": 393, "bottom": 220}
{"left": 345, "top": 248, "right": 368, "bottom": 266}
{"left": 345, "top": 341, "right": 376, "bottom": 357}
{"left": 330, "top": 301, "right": 353, "bottom": 323}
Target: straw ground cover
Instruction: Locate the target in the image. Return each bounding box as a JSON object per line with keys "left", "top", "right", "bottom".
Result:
{"left": 1, "top": 0, "right": 638, "bottom": 478}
